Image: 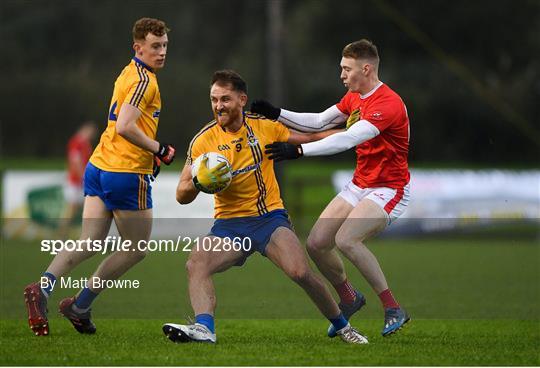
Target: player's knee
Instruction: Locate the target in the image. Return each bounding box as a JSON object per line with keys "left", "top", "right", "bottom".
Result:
{"left": 185, "top": 254, "right": 209, "bottom": 277}
{"left": 130, "top": 248, "right": 148, "bottom": 262}
{"left": 306, "top": 232, "right": 331, "bottom": 255}
{"left": 185, "top": 258, "right": 197, "bottom": 276}
{"left": 335, "top": 233, "right": 358, "bottom": 255}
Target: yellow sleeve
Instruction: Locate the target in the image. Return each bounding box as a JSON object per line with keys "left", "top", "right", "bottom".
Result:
{"left": 124, "top": 71, "right": 154, "bottom": 111}
{"left": 272, "top": 121, "right": 290, "bottom": 142}
{"left": 186, "top": 136, "right": 205, "bottom": 165}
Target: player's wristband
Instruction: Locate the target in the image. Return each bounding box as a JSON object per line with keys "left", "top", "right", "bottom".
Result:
{"left": 156, "top": 143, "right": 176, "bottom": 165}
{"left": 192, "top": 176, "right": 205, "bottom": 192}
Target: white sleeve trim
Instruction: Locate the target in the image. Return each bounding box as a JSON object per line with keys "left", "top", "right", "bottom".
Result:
{"left": 301, "top": 120, "right": 380, "bottom": 156}
{"left": 278, "top": 105, "right": 347, "bottom": 132}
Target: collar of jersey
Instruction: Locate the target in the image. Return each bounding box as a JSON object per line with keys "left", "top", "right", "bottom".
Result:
{"left": 360, "top": 81, "right": 383, "bottom": 99}
{"left": 132, "top": 57, "right": 154, "bottom": 73}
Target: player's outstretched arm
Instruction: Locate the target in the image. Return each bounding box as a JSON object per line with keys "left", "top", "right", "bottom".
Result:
{"left": 300, "top": 119, "right": 380, "bottom": 156}
{"left": 116, "top": 103, "right": 176, "bottom": 164}
{"left": 265, "top": 120, "right": 380, "bottom": 161}
{"left": 287, "top": 128, "right": 343, "bottom": 145}
{"left": 250, "top": 100, "right": 347, "bottom": 133}
{"left": 176, "top": 163, "right": 199, "bottom": 204}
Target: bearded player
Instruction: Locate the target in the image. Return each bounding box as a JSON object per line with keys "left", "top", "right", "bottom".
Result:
{"left": 163, "top": 70, "right": 368, "bottom": 344}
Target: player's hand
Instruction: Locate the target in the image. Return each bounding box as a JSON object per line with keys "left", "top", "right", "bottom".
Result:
{"left": 193, "top": 156, "right": 231, "bottom": 192}
{"left": 250, "top": 99, "right": 281, "bottom": 120}
{"left": 150, "top": 156, "right": 161, "bottom": 182}
{"left": 156, "top": 143, "right": 176, "bottom": 165}
{"left": 346, "top": 109, "right": 360, "bottom": 129}
{"left": 264, "top": 142, "right": 303, "bottom": 162}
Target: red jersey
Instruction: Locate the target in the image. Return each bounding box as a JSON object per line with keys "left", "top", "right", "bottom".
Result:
{"left": 336, "top": 83, "right": 410, "bottom": 189}
{"left": 67, "top": 133, "right": 93, "bottom": 185}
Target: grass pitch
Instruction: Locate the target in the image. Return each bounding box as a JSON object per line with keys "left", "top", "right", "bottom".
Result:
{"left": 1, "top": 319, "right": 538, "bottom": 366}
{"left": 1, "top": 235, "right": 539, "bottom": 365}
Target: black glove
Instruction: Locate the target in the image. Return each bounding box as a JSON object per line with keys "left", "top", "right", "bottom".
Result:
{"left": 156, "top": 143, "right": 176, "bottom": 165}
{"left": 264, "top": 142, "right": 303, "bottom": 162}
{"left": 250, "top": 99, "right": 281, "bottom": 120}
{"left": 151, "top": 156, "right": 161, "bottom": 182}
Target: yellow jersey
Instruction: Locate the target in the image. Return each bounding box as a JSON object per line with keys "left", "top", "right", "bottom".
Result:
{"left": 90, "top": 57, "right": 162, "bottom": 174}
{"left": 188, "top": 113, "right": 290, "bottom": 219}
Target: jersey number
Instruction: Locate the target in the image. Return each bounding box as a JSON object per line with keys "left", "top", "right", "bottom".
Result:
{"left": 109, "top": 101, "right": 118, "bottom": 121}
{"left": 235, "top": 143, "right": 242, "bottom": 152}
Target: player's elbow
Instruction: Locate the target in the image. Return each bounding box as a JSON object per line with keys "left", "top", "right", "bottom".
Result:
{"left": 314, "top": 116, "right": 327, "bottom": 130}
{"left": 176, "top": 191, "right": 189, "bottom": 204}
{"left": 177, "top": 197, "right": 193, "bottom": 205}
{"left": 116, "top": 121, "right": 128, "bottom": 138}
{"left": 176, "top": 188, "right": 194, "bottom": 205}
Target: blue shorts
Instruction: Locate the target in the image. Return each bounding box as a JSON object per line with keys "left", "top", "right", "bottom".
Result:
{"left": 210, "top": 209, "right": 292, "bottom": 263}
{"left": 83, "top": 162, "right": 152, "bottom": 211}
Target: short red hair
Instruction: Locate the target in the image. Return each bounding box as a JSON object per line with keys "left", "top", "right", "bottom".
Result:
{"left": 132, "top": 18, "right": 169, "bottom": 41}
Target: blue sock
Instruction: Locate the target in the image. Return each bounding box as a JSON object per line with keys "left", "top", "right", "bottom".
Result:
{"left": 329, "top": 313, "right": 348, "bottom": 331}
{"left": 41, "top": 272, "right": 57, "bottom": 297}
{"left": 74, "top": 287, "right": 98, "bottom": 310}
{"left": 195, "top": 313, "right": 215, "bottom": 333}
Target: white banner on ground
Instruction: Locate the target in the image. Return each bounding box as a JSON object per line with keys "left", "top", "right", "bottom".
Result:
{"left": 2, "top": 171, "right": 214, "bottom": 239}
{"left": 4, "top": 169, "right": 539, "bottom": 238}
{"left": 332, "top": 169, "right": 540, "bottom": 234}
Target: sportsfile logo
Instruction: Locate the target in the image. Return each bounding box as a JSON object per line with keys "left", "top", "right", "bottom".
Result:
{"left": 40, "top": 235, "right": 253, "bottom": 255}
{"left": 41, "top": 236, "right": 133, "bottom": 255}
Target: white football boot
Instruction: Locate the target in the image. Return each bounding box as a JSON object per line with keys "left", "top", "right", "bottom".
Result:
{"left": 162, "top": 322, "right": 216, "bottom": 343}
{"left": 336, "top": 323, "right": 369, "bottom": 344}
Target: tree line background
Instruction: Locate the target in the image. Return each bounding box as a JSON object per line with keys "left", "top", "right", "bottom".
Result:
{"left": 1, "top": 0, "right": 539, "bottom": 166}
